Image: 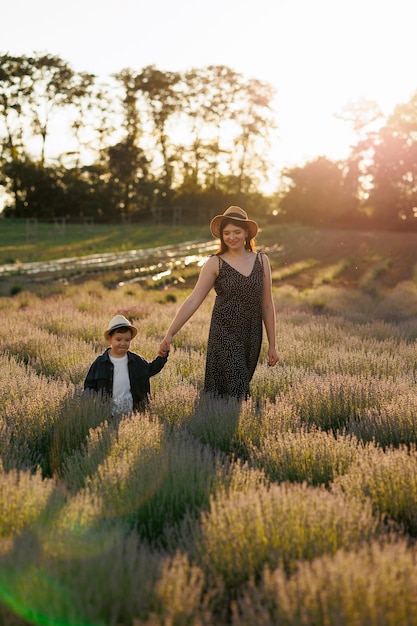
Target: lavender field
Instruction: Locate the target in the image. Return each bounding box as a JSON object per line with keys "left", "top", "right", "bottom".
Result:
{"left": 1, "top": 256, "right": 417, "bottom": 624}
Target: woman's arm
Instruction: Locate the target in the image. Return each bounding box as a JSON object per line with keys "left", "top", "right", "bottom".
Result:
{"left": 261, "top": 254, "right": 278, "bottom": 367}
{"left": 159, "top": 255, "right": 219, "bottom": 353}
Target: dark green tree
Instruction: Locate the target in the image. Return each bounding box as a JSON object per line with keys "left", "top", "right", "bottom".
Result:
{"left": 1, "top": 158, "right": 119, "bottom": 220}
{"left": 0, "top": 54, "right": 34, "bottom": 159}
{"left": 178, "top": 67, "right": 276, "bottom": 195}
{"left": 135, "top": 65, "right": 182, "bottom": 195}
{"left": 107, "top": 138, "right": 153, "bottom": 217}
{"left": 0, "top": 53, "right": 98, "bottom": 217}
{"left": 1, "top": 158, "right": 65, "bottom": 218}
{"left": 26, "top": 52, "right": 94, "bottom": 166}
{"left": 279, "top": 156, "right": 359, "bottom": 226}
{"left": 0, "top": 55, "right": 280, "bottom": 221}
{"left": 179, "top": 65, "right": 242, "bottom": 191}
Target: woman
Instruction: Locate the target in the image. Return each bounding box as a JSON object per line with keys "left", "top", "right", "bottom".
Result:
{"left": 159, "top": 206, "right": 278, "bottom": 398}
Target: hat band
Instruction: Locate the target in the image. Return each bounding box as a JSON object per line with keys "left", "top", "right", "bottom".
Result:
{"left": 224, "top": 212, "right": 248, "bottom": 220}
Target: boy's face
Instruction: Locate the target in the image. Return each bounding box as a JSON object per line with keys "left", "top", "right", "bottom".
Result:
{"left": 107, "top": 329, "right": 133, "bottom": 357}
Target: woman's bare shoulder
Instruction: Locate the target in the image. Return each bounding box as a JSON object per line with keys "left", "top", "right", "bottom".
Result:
{"left": 205, "top": 253, "right": 220, "bottom": 263}
{"left": 258, "top": 250, "right": 270, "bottom": 261}
{"left": 201, "top": 254, "right": 220, "bottom": 273}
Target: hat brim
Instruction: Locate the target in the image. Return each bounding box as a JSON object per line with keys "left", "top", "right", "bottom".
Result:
{"left": 104, "top": 324, "right": 137, "bottom": 341}
{"left": 210, "top": 215, "right": 258, "bottom": 239}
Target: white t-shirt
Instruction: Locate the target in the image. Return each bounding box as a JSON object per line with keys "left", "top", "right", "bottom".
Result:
{"left": 109, "top": 354, "right": 133, "bottom": 414}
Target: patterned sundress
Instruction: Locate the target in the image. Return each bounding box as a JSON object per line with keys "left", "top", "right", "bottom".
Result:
{"left": 204, "top": 252, "right": 264, "bottom": 399}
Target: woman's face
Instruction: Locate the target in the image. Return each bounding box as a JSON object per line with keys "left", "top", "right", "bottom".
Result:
{"left": 222, "top": 222, "right": 247, "bottom": 249}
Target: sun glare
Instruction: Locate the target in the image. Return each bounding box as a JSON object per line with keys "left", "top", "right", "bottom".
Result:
{"left": 1, "top": 0, "right": 416, "bottom": 194}
{"left": 261, "top": 0, "right": 417, "bottom": 172}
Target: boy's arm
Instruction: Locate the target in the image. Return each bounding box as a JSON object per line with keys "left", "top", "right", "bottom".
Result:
{"left": 84, "top": 358, "right": 101, "bottom": 390}
{"left": 148, "top": 352, "right": 169, "bottom": 377}
{"left": 84, "top": 363, "right": 97, "bottom": 390}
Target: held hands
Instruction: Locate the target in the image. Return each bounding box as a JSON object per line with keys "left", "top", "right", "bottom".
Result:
{"left": 158, "top": 336, "right": 171, "bottom": 357}
{"left": 267, "top": 347, "right": 279, "bottom": 367}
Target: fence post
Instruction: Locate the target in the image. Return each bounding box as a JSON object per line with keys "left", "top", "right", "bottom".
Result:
{"left": 172, "top": 206, "right": 182, "bottom": 225}
{"left": 25, "top": 218, "right": 38, "bottom": 242}
{"left": 151, "top": 206, "right": 163, "bottom": 225}
{"left": 82, "top": 216, "right": 95, "bottom": 232}
{"left": 53, "top": 217, "right": 66, "bottom": 236}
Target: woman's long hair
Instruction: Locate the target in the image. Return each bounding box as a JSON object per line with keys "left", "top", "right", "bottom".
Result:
{"left": 216, "top": 218, "right": 256, "bottom": 254}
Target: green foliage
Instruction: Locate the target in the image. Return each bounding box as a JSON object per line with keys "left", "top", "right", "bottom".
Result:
{"left": 197, "top": 481, "right": 381, "bottom": 598}
{"left": 334, "top": 444, "right": 417, "bottom": 536}
{"left": 0, "top": 54, "right": 278, "bottom": 221}
{"left": 251, "top": 428, "right": 363, "bottom": 486}
{"left": 233, "top": 540, "right": 417, "bottom": 625}
{"left": 0, "top": 469, "right": 59, "bottom": 537}
{"left": 2, "top": 159, "right": 117, "bottom": 220}
{"left": 279, "top": 156, "right": 360, "bottom": 226}
{"left": 4, "top": 54, "right": 417, "bottom": 228}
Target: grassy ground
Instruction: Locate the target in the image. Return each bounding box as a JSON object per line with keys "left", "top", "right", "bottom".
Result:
{"left": 1, "top": 221, "right": 417, "bottom": 624}
{"left": 1, "top": 272, "right": 417, "bottom": 624}
{"left": 0, "top": 219, "right": 209, "bottom": 264}
{"left": 271, "top": 224, "right": 417, "bottom": 289}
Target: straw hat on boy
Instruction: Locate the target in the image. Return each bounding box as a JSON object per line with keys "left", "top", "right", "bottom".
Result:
{"left": 210, "top": 206, "right": 258, "bottom": 239}
{"left": 104, "top": 315, "right": 137, "bottom": 340}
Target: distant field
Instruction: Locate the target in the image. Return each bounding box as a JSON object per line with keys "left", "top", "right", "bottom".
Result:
{"left": 0, "top": 219, "right": 209, "bottom": 264}
{"left": 267, "top": 225, "right": 417, "bottom": 290}
{"left": 1, "top": 219, "right": 417, "bottom": 293}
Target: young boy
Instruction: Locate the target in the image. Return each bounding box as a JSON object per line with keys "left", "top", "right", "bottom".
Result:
{"left": 84, "top": 315, "right": 168, "bottom": 414}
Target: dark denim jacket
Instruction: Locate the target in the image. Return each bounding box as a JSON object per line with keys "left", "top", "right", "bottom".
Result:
{"left": 84, "top": 347, "right": 168, "bottom": 410}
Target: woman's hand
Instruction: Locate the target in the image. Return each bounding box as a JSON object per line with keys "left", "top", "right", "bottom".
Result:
{"left": 267, "top": 347, "right": 278, "bottom": 367}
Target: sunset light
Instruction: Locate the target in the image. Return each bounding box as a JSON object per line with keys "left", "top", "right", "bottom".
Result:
{"left": 2, "top": 5, "right": 417, "bottom": 624}
{"left": 3, "top": 0, "right": 416, "bottom": 176}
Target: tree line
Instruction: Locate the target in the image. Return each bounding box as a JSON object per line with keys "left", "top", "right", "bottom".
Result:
{"left": 1, "top": 52, "right": 417, "bottom": 229}
{"left": 280, "top": 97, "right": 417, "bottom": 230}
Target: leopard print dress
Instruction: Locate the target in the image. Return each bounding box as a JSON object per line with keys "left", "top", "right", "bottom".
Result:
{"left": 204, "top": 253, "right": 264, "bottom": 399}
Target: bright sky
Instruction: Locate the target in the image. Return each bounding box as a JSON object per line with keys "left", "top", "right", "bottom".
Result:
{"left": 3, "top": 0, "right": 417, "bottom": 180}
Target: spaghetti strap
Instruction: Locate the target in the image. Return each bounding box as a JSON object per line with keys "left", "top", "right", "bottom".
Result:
{"left": 210, "top": 254, "right": 223, "bottom": 271}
